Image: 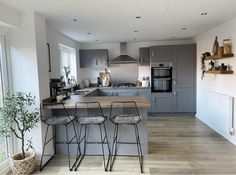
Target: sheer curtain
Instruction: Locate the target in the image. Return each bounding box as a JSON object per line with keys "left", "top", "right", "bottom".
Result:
{"left": 59, "top": 44, "right": 77, "bottom": 83}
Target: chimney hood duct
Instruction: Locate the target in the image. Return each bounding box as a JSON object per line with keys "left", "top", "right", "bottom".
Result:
{"left": 110, "top": 42, "right": 139, "bottom": 64}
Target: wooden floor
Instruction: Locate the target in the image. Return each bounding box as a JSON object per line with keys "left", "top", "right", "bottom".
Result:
{"left": 11, "top": 117, "right": 236, "bottom": 174}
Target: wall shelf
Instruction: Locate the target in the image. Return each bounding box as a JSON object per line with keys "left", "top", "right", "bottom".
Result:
{"left": 205, "top": 53, "right": 234, "bottom": 60}
{"left": 205, "top": 70, "right": 233, "bottom": 74}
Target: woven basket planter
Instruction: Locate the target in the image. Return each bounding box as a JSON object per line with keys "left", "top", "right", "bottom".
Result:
{"left": 10, "top": 151, "right": 36, "bottom": 175}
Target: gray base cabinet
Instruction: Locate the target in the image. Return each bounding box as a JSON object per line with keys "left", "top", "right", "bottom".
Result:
{"left": 172, "top": 88, "right": 195, "bottom": 112}
{"left": 151, "top": 93, "right": 172, "bottom": 113}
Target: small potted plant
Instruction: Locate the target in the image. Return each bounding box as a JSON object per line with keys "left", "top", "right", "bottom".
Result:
{"left": 0, "top": 91, "right": 39, "bottom": 174}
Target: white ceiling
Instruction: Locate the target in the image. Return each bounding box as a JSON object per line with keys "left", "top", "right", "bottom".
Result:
{"left": 1, "top": 0, "right": 236, "bottom": 43}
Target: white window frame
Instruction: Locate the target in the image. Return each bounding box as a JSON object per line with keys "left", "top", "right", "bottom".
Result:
{"left": 0, "top": 34, "right": 14, "bottom": 171}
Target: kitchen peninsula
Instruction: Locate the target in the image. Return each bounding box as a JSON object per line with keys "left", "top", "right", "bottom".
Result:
{"left": 43, "top": 87, "right": 151, "bottom": 155}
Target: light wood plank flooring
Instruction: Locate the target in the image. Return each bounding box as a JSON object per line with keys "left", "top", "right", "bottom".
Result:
{"left": 7, "top": 116, "right": 236, "bottom": 174}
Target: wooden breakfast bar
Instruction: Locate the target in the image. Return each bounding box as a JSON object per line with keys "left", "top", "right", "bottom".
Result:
{"left": 43, "top": 93, "right": 150, "bottom": 156}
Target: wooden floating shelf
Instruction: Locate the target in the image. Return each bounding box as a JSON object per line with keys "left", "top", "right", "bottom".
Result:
{"left": 205, "top": 70, "right": 233, "bottom": 74}
{"left": 205, "top": 53, "right": 234, "bottom": 60}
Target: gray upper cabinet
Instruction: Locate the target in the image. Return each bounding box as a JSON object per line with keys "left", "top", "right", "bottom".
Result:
{"left": 172, "top": 44, "right": 196, "bottom": 88}
{"left": 139, "top": 47, "right": 150, "bottom": 66}
{"left": 150, "top": 45, "right": 173, "bottom": 63}
{"left": 79, "top": 49, "right": 109, "bottom": 68}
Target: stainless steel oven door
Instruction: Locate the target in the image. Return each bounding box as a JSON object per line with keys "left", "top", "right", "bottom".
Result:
{"left": 152, "top": 67, "right": 171, "bottom": 78}
{"left": 152, "top": 78, "right": 172, "bottom": 92}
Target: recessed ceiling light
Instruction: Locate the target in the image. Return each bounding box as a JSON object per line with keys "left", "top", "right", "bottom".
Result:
{"left": 72, "top": 19, "right": 78, "bottom": 22}
{"left": 134, "top": 30, "right": 139, "bottom": 33}
{"left": 133, "top": 38, "right": 137, "bottom": 40}
{"left": 201, "top": 12, "right": 208, "bottom": 16}
{"left": 96, "top": 40, "right": 99, "bottom": 41}
{"left": 87, "top": 33, "right": 91, "bottom": 35}
{"left": 181, "top": 28, "right": 187, "bottom": 31}
{"left": 136, "top": 16, "right": 142, "bottom": 19}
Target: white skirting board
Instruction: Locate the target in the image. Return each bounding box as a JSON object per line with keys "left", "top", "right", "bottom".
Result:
{"left": 196, "top": 91, "right": 236, "bottom": 145}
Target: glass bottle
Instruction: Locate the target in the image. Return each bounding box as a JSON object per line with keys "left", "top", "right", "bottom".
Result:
{"left": 212, "top": 36, "right": 219, "bottom": 55}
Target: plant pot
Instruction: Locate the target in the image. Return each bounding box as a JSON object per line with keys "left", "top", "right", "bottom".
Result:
{"left": 10, "top": 151, "right": 36, "bottom": 175}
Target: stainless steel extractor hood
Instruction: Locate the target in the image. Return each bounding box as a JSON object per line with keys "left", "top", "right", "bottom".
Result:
{"left": 110, "top": 42, "right": 139, "bottom": 64}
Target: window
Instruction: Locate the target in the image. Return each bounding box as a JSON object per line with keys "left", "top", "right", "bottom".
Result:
{"left": 0, "top": 35, "right": 10, "bottom": 166}
{"left": 59, "top": 44, "right": 77, "bottom": 84}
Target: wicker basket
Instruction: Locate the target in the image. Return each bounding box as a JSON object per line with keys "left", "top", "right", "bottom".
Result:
{"left": 10, "top": 151, "right": 36, "bottom": 175}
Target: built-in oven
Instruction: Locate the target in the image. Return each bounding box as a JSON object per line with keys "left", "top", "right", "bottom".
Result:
{"left": 151, "top": 63, "right": 172, "bottom": 92}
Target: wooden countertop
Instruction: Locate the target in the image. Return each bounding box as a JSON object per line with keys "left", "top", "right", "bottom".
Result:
{"left": 43, "top": 95, "right": 151, "bottom": 109}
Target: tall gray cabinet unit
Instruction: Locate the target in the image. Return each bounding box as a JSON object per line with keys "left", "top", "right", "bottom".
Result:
{"left": 172, "top": 44, "right": 196, "bottom": 113}
{"left": 150, "top": 44, "right": 196, "bottom": 113}
{"left": 80, "top": 49, "right": 109, "bottom": 68}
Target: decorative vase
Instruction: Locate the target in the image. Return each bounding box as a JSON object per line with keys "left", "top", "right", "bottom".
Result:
{"left": 10, "top": 151, "right": 36, "bottom": 175}
{"left": 212, "top": 36, "right": 219, "bottom": 55}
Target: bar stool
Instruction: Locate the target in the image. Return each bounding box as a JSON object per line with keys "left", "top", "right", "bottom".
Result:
{"left": 109, "top": 101, "right": 143, "bottom": 173}
{"left": 40, "top": 103, "right": 80, "bottom": 171}
{"left": 74, "top": 101, "right": 111, "bottom": 171}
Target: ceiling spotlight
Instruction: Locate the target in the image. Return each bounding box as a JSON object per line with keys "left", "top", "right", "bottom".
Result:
{"left": 72, "top": 19, "right": 78, "bottom": 22}
{"left": 96, "top": 40, "right": 99, "bottom": 41}
{"left": 181, "top": 28, "right": 187, "bottom": 31}
{"left": 133, "top": 38, "right": 137, "bottom": 40}
{"left": 87, "top": 33, "right": 91, "bottom": 35}
{"left": 136, "top": 16, "right": 142, "bottom": 19}
{"left": 134, "top": 30, "right": 139, "bottom": 33}
{"left": 201, "top": 12, "right": 208, "bottom": 16}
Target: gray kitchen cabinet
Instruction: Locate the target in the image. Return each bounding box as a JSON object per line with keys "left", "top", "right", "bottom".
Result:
{"left": 151, "top": 93, "right": 172, "bottom": 113}
{"left": 136, "top": 89, "right": 152, "bottom": 112}
{"left": 150, "top": 45, "right": 173, "bottom": 63}
{"left": 115, "top": 89, "right": 137, "bottom": 96}
{"left": 139, "top": 47, "right": 150, "bottom": 66}
{"left": 79, "top": 49, "right": 109, "bottom": 68}
{"left": 172, "top": 44, "right": 196, "bottom": 88}
{"left": 172, "top": 88, "right": 195, "bottom": 113}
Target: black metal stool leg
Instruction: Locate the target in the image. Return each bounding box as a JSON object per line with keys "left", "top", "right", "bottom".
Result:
{"left": 65, "top": 124, "right": 73, "bottom": 171}
{"left": 40, "top": 125, "right": 49, "bottom": 171}
{"left": 134, "top": 124, "right": 143, "bottom": 173}
{"left": 103, "top": 123, "right": 111, "bottom": 170}
{"left": 110, "top": 124, "right": 119, "bottom": 171}
{"left": 75, "top": 124, "right": 87, "bottom": 171}
{"left": 99, "top": 124, "right": 107, "bottom": 171}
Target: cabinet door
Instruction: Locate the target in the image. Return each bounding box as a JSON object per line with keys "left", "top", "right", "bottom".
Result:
{"left": 172, "top": 88, "right": 195, "bottom": 113}
{"left": 139, "top": 47, "right": 150, "bottom": 66}
{"left": 116, "top": 89, "right": 136, "bottom": 96}
{"left": 150, "top": 45, "right": 172, "bottom": 63}
{"left": 86, "top": 50, "right": 98, "bottom": 68}
{"left": 136, "top": 90, "right": 152, "bottom": 112}
{"left": 98, "top": 49, "right": 108, "bottom": 67}
{"left": 79, "top": 50, "right": 87, "bottom": 68}
{"left": 172, "top": 44, "right": 196, "bottom": 88}
{"left": 152, "top": 93, "right": 172, "bottom": 113}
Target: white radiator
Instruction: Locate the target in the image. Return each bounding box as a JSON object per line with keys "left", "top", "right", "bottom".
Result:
{"left": 208, "top": 91, "right": 235, "bottom": 136}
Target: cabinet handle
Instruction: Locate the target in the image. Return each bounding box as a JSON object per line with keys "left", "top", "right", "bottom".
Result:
{"left": 173, "top": 80, "right": 176, "bottom": 85}
{"left": 173, "top": 91, "right": 176, "bottom": 96}
{"left": 96, "top": 59, "right": 98, "bottom": 65}
{"left": 152, "top": 51, "right": 154, "bottom": 57}
{"left": 153, "top": 97, "right": 155, "bottom": 101}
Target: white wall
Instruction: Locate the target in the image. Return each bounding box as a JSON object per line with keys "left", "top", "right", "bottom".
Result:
{"left": 46, "top": 25, "right": 80, "bottom": 82}
{"left": 194, "top": 17, "right": 236, "bottom": 144}
{"left": 8, "top": 12, "right": 52, "bottom": 160}
{"left": 80, "top": 39, "right": 194, "bottom": 84}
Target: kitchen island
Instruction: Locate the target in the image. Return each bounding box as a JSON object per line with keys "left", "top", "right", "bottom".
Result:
{"left": 43, "top": 88, "right": 150, "bottom": 156}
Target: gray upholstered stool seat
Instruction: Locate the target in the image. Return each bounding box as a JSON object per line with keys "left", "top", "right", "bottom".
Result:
{"left": 78, "top": 116, "right": 106, "bottom": 124}
{"left": 45, "top": 116, "right": 75, "bottom": 125}
{"left": 111, "top": 114, "right": 141, "bottom": 124}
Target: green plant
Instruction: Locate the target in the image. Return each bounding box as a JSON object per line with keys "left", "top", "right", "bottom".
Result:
{"left": 0, "top": 91, "right": 39, "bottom": 159}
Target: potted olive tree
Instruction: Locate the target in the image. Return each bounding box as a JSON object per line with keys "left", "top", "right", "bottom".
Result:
{"left": 0, "top": 91, "right": 39, "bottom": 174}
